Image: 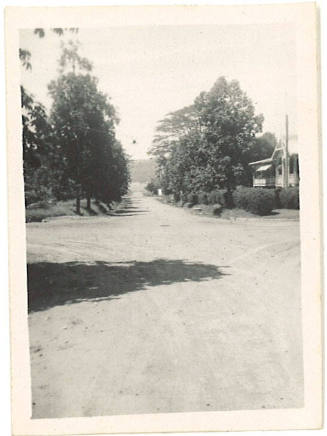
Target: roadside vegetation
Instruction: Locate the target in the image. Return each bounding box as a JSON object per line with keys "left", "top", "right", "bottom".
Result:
{"left": 148, "top": 76, "right": 299, "bottom": 217}
{"left": 25, "top": 198, "right": 120, "bottom": 223}
{"left": 21, "top": 30, "right": 130, "bottom": 222}
{"left": 146, "top": 182, "right": 299, "bottom": 217}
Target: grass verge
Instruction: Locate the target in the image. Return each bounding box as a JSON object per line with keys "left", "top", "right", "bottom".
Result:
{"left": 25, "top": 199, "right": 115, "bottom": 223}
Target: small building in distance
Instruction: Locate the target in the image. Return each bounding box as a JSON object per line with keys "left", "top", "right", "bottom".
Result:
{"left": 249, "top": 135, "right": 300, "bottom": 189}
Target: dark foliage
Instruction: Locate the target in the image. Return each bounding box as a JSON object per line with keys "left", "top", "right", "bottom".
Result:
{"left": 233, "top": 187, "right": 275, "bottom": 215}
{"left": 21, "top": 86, "right": 54, "bottom": 206}
{"left": 279, "top": 187, "right": 300, "bottom": 209}
{"left": 208, "top": 189, "right": 230, "bottom": 207}
{"left": 21, "top": 42, "right": 130, "bottom": 211}
{"left": 247, "top": 132, "right": 277, "bottom": 162}
{"left": 149, "top": 76, "right": 264, "bottom": 197}
{"left": 186, "top": 193, "right": 198, "bottom": 206}
{"left": 198, "top": 192, "right": 209, "bottom": 205}
{"left": 145, "top": 178, "right": 161, "bottom": 194}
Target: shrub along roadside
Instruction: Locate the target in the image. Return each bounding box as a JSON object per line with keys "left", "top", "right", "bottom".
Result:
{"left": 278, "top": 187, "right": 300, "bottom": 209}
{"left": 153, "top": 185, "right": 299, "bottom": 216}
{"left": 188, "top": 187, "right": 275, "bottom": 215}
{"left": 198, "top": 192, "right": 209, "bottom": 205}
{"left": 208, "top": 189, "right": 228, "bottom": 207}
{"left": 145, "top": 178, "right": 161, "bottom": 195}
{"left": 232, "top": 187, "right": 275, "bottom": 215}
{"left": 187, "top": 193, "right": 199, "bottom": 206}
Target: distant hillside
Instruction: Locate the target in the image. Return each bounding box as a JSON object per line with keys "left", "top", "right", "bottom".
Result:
{"left": 129, "top": 159, "right": 157, "bottom": 183}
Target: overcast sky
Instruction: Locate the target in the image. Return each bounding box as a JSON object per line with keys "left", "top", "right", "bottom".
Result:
{"left": 20, "top": 24, "right": 297, "bottom": 159}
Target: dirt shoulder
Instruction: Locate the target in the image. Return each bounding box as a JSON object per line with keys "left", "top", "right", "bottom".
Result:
{"left": 25, "top": 197, "right": 129, "bottom": 223}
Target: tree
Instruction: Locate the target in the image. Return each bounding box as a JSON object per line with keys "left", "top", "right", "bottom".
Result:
{"left": 20, "top": 29, "right": 81, "bottom": 205}
{"left": 247, "top": 132, "right": 277, "bottom": 162}
{"left": 21, "top": 86, "right": 54, "bottom": 205}
{"left": 151, "top": 105, "right": 202, "bottom": 167}
{"left": 150, "top": 76, "right": 264, "bottom": 197}
{"left": 19, "top": 28, "right": 78, "bottom": 70}
{"left": 58, "top": 40, "right": 92, "bottom": 74}
{"left": 48, "top": 42, "right": 124, "bottom": 213}
{"left": 150, "top": 105, "right": 204, "bottom": 196}
{"left": 20, "top": 35, "right": 130, "bottom": 212}
{"left": 21, "top": 86, "right": 49, "bottom": 166}
{"left": 192, "top": 77, "right": 263, "bottom": 190}
{"left": 97, "top": 141, "right": 130, "bottom": 205}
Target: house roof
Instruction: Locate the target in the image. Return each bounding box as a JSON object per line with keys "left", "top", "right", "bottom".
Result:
{"left": 271, "top": 147, "right": 284, "bottom": 159}
{"left": 249, "top": 141, "right": 299, "bottom": 167}
{"left": 256, "top": 164, "right": 273, "bottom": 172}
{"left": 248, "top": 157, "right": 272, "bottom": 166}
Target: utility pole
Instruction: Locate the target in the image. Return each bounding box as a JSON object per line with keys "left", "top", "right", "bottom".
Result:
{"left": 284, "top": 114, "right": 289, "bottom": 188}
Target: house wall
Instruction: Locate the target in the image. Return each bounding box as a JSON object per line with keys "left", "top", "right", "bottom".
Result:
{"left": 252, "top": 153, "right": 299, "bottom": 188}
{"left": 289, "top": 173, "right": 299, "bottom": 186}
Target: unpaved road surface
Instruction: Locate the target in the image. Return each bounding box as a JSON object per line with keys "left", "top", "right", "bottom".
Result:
{"left": 27, "top": 185, "right": 303, "bottom": 418}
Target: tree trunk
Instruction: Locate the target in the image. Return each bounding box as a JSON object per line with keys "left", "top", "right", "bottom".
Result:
{"left": 76, "top": 196, "right": 81, "bottom": 215}
{"left": 87, "top": 195, "right": 91, "bottom": 210}
{"left": 76, "top": 185, "right": 81, "bottom": 215}
{"left": 225, "top": 189, "right": 233, "bottom": 209}
{"left": 225, "top": 177, "right": 234, "bottom": 209}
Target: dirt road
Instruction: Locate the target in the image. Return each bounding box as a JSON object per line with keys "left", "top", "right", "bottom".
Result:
{"left": 27, "top": 184, "right": 303, "bottom": 418}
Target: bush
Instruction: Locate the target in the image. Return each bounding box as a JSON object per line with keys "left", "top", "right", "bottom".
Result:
{"left": 145, "top": 178, "right": 160, "bottom": 195}
{"left": 162, "top": 194, "right": 174, "bottom": 204}
{"left": 233, "top": 187, "right": 275, "bottom": 215}
{"left": 274, "top": 188, "right": 282, "bottom": 209}
{"left": 208, "top": 189, "right": 226, "bottom": 206}
{"left": 180, "top": 192, "right": 188, "bottom": 204}
{"left": 279, "top": 187, "right": 300, "bottom": 209}
{"left": 26, "top": 200, "right": 52, "bottom": 210}
{"left": 198, "top": 192, "right": 209, "bottom": 205}
{"left": 232, "top": 186, "right": 248, "bottom": 210}
{"left": 212, "top": 204, "right": 223, "bottom": 216}
{"left": 187, "top": 192, "right": 198, "bottom": 205}
{"left": 173, "top": 192, "right": 181, "bottom": 202}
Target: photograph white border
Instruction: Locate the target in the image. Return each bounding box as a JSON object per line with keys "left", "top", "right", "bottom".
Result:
{"left": 4, "top": 2, "right": 322, "bottom": 435}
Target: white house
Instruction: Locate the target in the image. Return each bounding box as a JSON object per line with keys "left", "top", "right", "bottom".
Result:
{"left": 249, "top": 136, "right": 299, "bottom": 188}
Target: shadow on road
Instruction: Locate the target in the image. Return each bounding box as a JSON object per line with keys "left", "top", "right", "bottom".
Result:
{"left": 113, "top": 208, "right": 149, "bottom": 216}
{"left": 27, "top": 259, "right": 228, "bottom": 312}
{"left": 110, "top": 195, "right": 149, "bottom": 216}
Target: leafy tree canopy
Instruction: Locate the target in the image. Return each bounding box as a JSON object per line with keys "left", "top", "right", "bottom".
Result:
{"left": 247, "top": 132, "right": 277, "bottom": 162}
{"left": 21, "top": 86, "right": 50, "bottom": 168}
{"left": 150, "top": 76, "right": 264, "bottom": 196}
{"left": 21, "top": 39, "right": 130, "bottom": 211}
{"left": 48, "top": 42, "right": 127, "bottom": 212}
{"left": 19, "top": 28, "right": 78, "bottom": 70}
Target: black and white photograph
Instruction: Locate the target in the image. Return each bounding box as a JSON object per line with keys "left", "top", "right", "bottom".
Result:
{"left": 4, "top": 3, "right": 322, "bottom": 435}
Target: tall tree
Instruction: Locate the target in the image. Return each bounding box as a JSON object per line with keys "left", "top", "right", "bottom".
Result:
{"left": 21, "top": 35, "right": 130, "bottom": 211}
{"left": 193, "top": 77, "right": 263, "bottom": 191}
{"left": 48, "top": 42, "right": 121, "bottom": 213}
{"left": 20, "top": 28, "right": 79, "bottom": 205}
{"left": 21, "top": 86, "right": 53, "bottom": 205}
{"left": 97, "top": 141, "right": 131, "bottom": 205}
{"left": 150, "top": 76, "right": 264, "bottom": 197}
